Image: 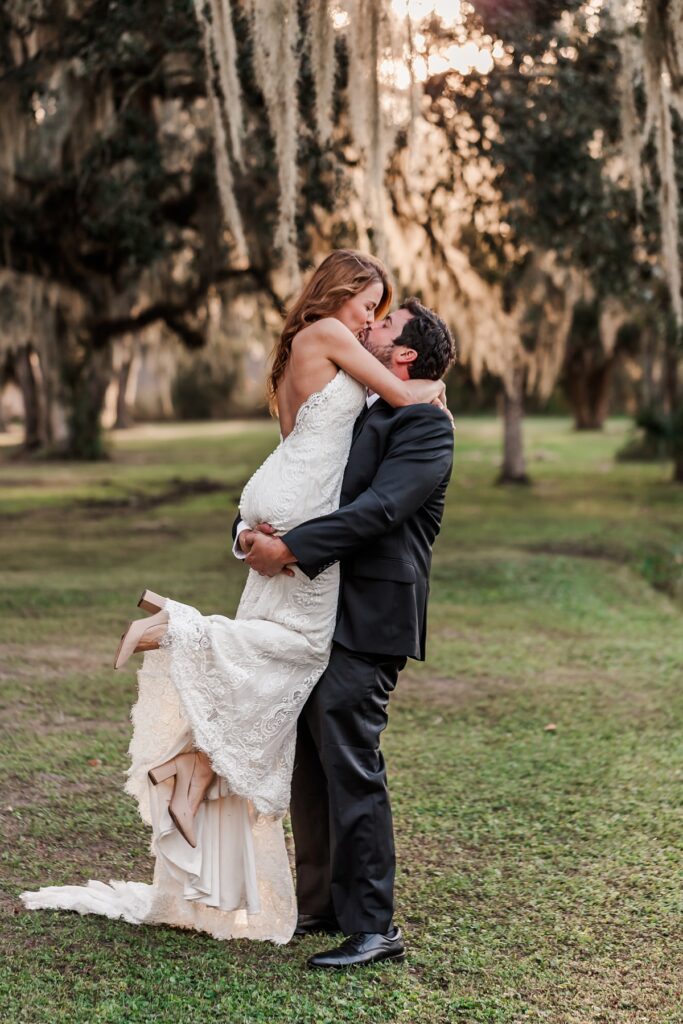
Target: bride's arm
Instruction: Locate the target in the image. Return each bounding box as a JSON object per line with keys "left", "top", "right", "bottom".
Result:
{"left": 314, "top": 318, "right": 445, "bottom": 407}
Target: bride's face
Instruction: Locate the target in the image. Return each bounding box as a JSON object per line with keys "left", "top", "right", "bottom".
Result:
{"left": 336, "top": 281, "right": 385, "bottom": 338}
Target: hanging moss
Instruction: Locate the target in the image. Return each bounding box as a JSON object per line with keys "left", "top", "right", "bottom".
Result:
{"left": 309, "top": 0, "right": 336, "bottom": 146}
{"left": 613, "top": 0, "right": 683, "bottom": 323}
{"left": 193, "top": 0, "right": 248, "bottom": 259}
{"left": 245, "top": 0, "right": 301, "bottom": 286}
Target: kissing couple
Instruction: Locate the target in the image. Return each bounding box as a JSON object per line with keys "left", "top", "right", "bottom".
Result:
{"left": 22, "top": 249, "right": 456, "bottom": 970}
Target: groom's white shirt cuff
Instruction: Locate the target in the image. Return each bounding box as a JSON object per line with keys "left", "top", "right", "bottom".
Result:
{"left": 233, "top": 520, "right": 250, "bottom": 560}
{"left": 232, "top": 391, "right": 378, "bottom": 560}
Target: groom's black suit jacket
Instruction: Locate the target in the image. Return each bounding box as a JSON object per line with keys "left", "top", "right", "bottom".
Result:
{"left": 279, "top": 398, "right": 454, "bottom": 661}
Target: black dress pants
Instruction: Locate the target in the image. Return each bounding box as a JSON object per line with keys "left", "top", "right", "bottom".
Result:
{"left": 290, "top": 641, "right": 406, "bottom": 935}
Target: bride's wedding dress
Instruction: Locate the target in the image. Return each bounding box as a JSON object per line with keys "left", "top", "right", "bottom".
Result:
{"left": 21, "top": 370, "right": 366, "bottom": 943}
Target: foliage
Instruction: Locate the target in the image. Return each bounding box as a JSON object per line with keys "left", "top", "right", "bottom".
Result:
{"left": 1, "top": 0, "right": 203, "bottom": 281}
{"left": 634, "top": 404, "right": 683, "bottom": 461}
{"left": 3, "top": 0, "right": 683, "bottom": 468}
{"left": 0, "top": 0, "right": 341, "bottom": 457}
{"left": 171, "top": 357, "right": 239, "bottom": 419}
{"left": 435, "top": 3, "right": 638, "bottom": 296}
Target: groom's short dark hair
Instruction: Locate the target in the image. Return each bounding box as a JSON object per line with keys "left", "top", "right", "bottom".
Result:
{"left": 396, "top": 298, "right": 457, "bottom": 380}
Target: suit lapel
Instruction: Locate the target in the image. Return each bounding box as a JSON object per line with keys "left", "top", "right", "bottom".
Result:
{"left": 352, "top": 406, "right": 370, "bottom": 444}
{"left": 351, "top": 398, "right": 386, "bottom": 449}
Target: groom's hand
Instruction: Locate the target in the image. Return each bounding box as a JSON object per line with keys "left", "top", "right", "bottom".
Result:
{"left": 238, "top": 522, "right": 275, "bottom": 555}
{"left": 246, "top": 532, "right": 297, "bottom": 577}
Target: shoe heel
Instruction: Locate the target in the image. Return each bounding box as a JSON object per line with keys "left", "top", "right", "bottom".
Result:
{"left": 148, "top": 759, "right": 177, "bottom": 785}
{"left": 113, "top": 625, "right": 132, "bottom": 670}
{"left": 138, "top": 589, "right": 165, "bottom": 614}
{"left": 114, "top": 609, "right": 168, "bottom": 670}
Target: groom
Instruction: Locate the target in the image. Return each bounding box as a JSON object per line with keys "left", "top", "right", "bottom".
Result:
{"left": 234, "top": 298, "right": 455, "bottom": 968}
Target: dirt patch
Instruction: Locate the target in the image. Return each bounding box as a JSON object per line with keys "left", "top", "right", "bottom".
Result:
{"left": 0, "top": 475, "right": 233, "bottom": 523}
{"left": 75, "top": 476, "right": 229, "bottom": 515}
{"left": 0, "top": 476, "right": 52, "bottom": 487}
{"left": 0, "top": 644, "right": 127, "bottom": 732}
{"left": 396, "top": 665, "right": 668, "bottom": 726}
{"left": 395, "top": 673, "right": 514, "bottom": 710}
{"left": 0, "top": 702, "right": 131, "bottom": 734}
{"left": 523, "top": 540, "right": 631, "bottom": 563}
{"left": 0, "top": 643, "right": 109, "bottom": 677}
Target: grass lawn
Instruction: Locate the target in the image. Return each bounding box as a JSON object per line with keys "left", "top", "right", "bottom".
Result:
{"left": 0, "top": 415, "right": 681, "bottom": 1024}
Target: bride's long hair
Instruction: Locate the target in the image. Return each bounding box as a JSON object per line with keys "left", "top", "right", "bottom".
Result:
{"left": 267, "top": 249, "right": 393, "bottom": 412}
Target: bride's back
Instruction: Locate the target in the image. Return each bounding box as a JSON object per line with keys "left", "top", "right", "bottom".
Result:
{"left": 240, "top": 367, "right": 366, "bottom": 534}
{"left": 276, "top": 323, "right": 339, "bottom": 439}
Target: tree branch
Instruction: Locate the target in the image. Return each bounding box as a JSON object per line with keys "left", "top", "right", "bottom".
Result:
{"left": 88, "top": 264, "right": 282, "bottom": 347}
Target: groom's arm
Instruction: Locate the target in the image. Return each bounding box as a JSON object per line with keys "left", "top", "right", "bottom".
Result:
{"left": 276, "top": 406, "right": 453, "bottom": 579}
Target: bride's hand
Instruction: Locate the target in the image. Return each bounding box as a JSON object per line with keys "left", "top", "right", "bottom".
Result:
{"left": 404, "top": 379, "right": 454, "bottom": 428}
{"left": 431, "top": 385, "right": 455, "bottom": 429}
{"left": 238, "top": 529, "right": 257, "bottom": 555}
{"left": 403, "top": 378, "right": 445, "bottom": 406}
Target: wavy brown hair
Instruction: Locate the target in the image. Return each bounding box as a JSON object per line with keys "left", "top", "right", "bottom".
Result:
{"left": 267, "top": 249, "right": 393, "bottom": 412}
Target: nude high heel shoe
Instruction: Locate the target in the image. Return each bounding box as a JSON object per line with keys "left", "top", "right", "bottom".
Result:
{"left": 148, "top": 751, "right": 215, "bottom": 848}
{"left": 113, "top": 608, "right": 169, "bottom": 669}
{"left": 138, "top": 589, "right": 167, "bottom": 614}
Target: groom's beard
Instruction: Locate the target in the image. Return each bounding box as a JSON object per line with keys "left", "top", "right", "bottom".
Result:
{"left": 361, "top": 332, "right": 394, "bottom": 368}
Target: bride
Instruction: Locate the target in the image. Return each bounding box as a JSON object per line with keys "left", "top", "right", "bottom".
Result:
{"left": 20, "top": 250, "right": 446, "bottom": 943}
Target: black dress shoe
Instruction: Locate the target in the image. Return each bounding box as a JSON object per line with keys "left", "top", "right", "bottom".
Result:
{"left": 307, "top": 927, "right": 405, "bottom": 969}
{"left": 293, "top": 914, "right": 341, "bottom": 937}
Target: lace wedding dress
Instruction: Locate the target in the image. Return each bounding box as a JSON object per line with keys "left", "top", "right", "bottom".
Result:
{"left": 21, "top": 370, "right": 367, "bottom": 943}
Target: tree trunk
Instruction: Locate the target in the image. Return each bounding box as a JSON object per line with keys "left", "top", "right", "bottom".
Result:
{"left": 0, "top": 354, "right": 8, "bottom": 431}
{"left": 113, "top": 335, "right": 138, "bottom": 429}
{"left": 592, "top": 361, "right": 613, "bottom": 428}
{"left": 663, "top": 347, "right": 679, "bottom": 415}
{"left": 114, "top": 352, "right": 133, "bottom": 429}
{"left": 640, "top": 325, "right": 656, "bottom": 410}
{"left": 564, "top": 357, "right": 613, "bottom": 430}
{"left": 60, "top": 339, "right": 113, "bottom": 460}
{"left": 498, "top": 367, "right": 530, "bottom": 485}
{"left": 39, "top": 331, "right": 70, "bottom": 450}
{"left": 15, "top": 344, "right": 50, "bottom": 449}
{"left": 674, "top": 452, "right": 683, "bottom": 483}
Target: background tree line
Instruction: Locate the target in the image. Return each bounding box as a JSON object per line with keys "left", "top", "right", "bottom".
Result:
{"left": 1, "top": 0, "right": 682, "bottom": 480}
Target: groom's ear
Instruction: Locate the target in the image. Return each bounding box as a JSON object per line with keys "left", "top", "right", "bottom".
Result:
{"left": 395, "top": 347, "right": 418, "bottom": 366}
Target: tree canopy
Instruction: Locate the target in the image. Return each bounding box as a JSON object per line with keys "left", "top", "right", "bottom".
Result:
{"left": 1, "top": 0, "right": 682, "bottom": 477}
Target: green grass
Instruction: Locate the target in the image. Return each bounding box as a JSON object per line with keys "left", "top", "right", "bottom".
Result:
{"left": 1, "top": 416, "right": 682, "bottom": 1024}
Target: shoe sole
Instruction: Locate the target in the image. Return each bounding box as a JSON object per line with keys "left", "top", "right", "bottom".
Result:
{"left": 168, "top": 805, "right": 196, "bottom": 849}
{"left": 307, "top": 950, "right": 406, "bottom": 969}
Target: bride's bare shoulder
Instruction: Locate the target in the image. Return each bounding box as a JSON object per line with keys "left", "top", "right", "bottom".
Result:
{"left": 294, "top": 318, "right": 356, "bottom": 348}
